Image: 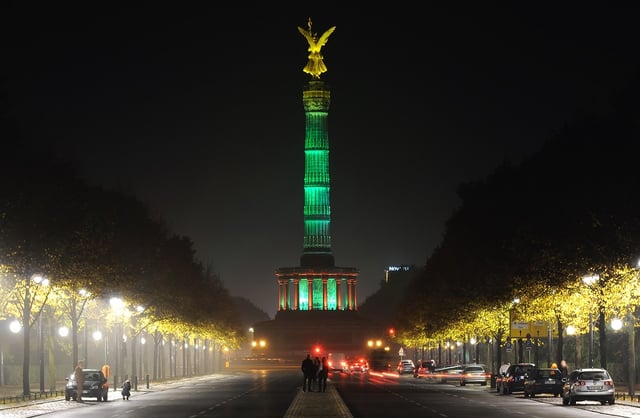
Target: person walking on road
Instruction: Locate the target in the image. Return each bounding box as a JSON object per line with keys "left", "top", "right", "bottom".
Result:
{"left": 318, "top": 357, "right": 329, "bottom": 392}
{"left": 560, "top": 359, "right": 569, "bottom": 378}
{"left": 121, "top": 379, "right": 131, "bottom": 400}
{"left": 301, "top": 354, "right": 315, "bottom": 392}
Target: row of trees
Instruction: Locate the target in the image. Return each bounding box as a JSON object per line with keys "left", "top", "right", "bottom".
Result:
{"left": 0, "top": 140, "right": 243, "bottom": 395}
{"left": 393, "top": 83, "right": 640, "bottom": 389}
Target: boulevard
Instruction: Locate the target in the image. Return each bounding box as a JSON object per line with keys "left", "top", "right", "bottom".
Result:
{"left": 4, "top": 366, "right": 640, "bottom": 418}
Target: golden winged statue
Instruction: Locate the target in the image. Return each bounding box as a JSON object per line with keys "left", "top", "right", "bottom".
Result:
{"left": 298, "top": 18, "right": 336, "bottom": 79}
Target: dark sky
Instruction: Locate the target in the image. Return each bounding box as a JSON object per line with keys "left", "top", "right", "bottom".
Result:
{"left": 4, "top": 5, "right": 639, "bottom": 318}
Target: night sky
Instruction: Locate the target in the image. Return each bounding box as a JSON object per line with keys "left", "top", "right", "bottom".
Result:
{"left": 4, "top": 5, "right": 639, "bottom": 318}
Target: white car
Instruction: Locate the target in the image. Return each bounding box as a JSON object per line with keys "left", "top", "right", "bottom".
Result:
{"left": 397, "top": 359, "right": 415, "bottom": 375}
{"left": 562, "top": 368, "right": 615, "bottom": 405}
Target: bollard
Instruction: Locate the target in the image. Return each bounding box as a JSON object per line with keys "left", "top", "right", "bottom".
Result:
{"left": 146, "top": 374, "right": 149, "bottom": 389}
{"left": 134, "top": 375, "right": 138, "bottom": 391}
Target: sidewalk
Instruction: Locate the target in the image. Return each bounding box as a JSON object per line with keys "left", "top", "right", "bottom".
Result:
{"left": 284, "top": 384, "right": 353, "bottom": 418}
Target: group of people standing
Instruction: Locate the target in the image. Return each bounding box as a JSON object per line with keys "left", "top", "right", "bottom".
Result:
{"left": 301, "top": 354, "right": 329, "bottom": 392}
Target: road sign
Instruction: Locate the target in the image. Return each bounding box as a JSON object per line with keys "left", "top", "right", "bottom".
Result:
{"left": 505, "top": 341, "right": 512, "bottom": 353}
{"left": 531, "top": 321, "right": 547, "bottom": 337}
{"left": 511, "top": 321, "right": 530, "bottom": 338}
{"left": 399, "top": 347, "right": 404, "bottom": 357}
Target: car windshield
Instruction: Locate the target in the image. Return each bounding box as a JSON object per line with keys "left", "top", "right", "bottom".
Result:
{"left": 538, "top": 370, "right": 558, "bottom": 378}
{"left": 579, "top": 371, "right": 608, "bottom": 380}
{"left": 465, "top": 366, "right": 483, "bottom": 372}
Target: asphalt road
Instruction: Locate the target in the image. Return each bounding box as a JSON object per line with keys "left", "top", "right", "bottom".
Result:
{"left": 4, "top": 368, "right": 640, "bottom": 417}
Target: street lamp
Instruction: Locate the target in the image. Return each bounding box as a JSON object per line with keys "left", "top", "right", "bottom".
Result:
{"left": 611, "top": 318, "right": 623, "bottom": 331}
{"left": 507, "top": 298, "right": 520, "bottom": 362}
{"left": 93, "top": 330, "right": 108, "bottom": 365}
{"left": 109, "top": 297, "right": 125, "bottom": 388}
{"left": 31, "top": 275, "right": 50, "bottom": 394}
{"left": 566, "top": 325, "right": 577, "bottom": 367}
{"left": 1, "top": 320, "right": 22, "bottom": 386}
{"left": 582, "top": 274, "right": 600, "bottom": 367}
{"left": 79, "top": 289, "right": 91, "bottom": 368}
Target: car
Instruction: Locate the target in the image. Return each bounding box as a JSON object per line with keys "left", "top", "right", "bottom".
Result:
{"left": 415, "top": 359, "right": 436, "bottom": 378}
{"left": 459, "top": 364, "right": 490, "bottom": 386}
{"left": 562, "top": 368, "right": 615, "bottom": 405}
{"left": 349, "top": 360, "right": 368, "bottom": 373}
{"left": 397, "top": 359, "right": 415, "bottom": 375}
{"left": 433, "top": 364, "right": 465, "bottom": 383}
{"left": 523, "top": 367, "right": 563, "bottom": 397}
{"left": 498, "top": 362, "right": 536, "bottom": 394}
{"left": 65, "top": 368, "right": 109, "bottom": 402}
{"left": 328, "top": 353, "right": 349, "bottom": 373}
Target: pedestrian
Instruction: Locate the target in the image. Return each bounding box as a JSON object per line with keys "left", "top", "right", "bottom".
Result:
{"left": 499, "top": 361, "right": 510, "bottom": 376}
{"left": 121, "top": 379, "right": 131, "bottom": 400}
{"left": 74, "top": 360, "right": 85, "bottom": 402}
{"left": 312, "top": 357, "right": 321, "bottom": 391}
{"left": 560, "top": 359, "right": 569, "bottom": 378}
{"left": 301, "top": 354, "right": 314, "bottom": 392}
{"left": 318, "top": 357, "right": 329, "bottom": 392}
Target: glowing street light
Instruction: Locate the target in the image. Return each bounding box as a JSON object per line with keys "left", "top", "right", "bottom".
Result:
{"left": 611, "top": 318, "right": 622, "bottom": 331}
{"left": 10, "top": 320, "right": 22, "bottom": 334}
{"left": 582, "top": 274, "right": 600, "bottom": 367}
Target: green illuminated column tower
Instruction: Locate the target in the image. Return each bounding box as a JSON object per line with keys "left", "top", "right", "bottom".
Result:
{"left": 300, "top": 80, "right": 335, "bottom": 268}
{"left": 274, "top": 19, "right": 358, "bottom": 315}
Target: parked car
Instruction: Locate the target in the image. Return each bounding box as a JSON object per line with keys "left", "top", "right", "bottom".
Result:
{"left": 397, "top": 359, "right": 415, "bottom": 375}
{"left": 498, "top": 362, "right": 536, "bottom": 394}
{"left": 562, "top": 368, "right": 615, "bottom": 405}
{"left": 459, "top": 364, "right": 490, "bottom": 386}
{"left": 415, "top": 359, "right": 436, "bottom": 378}
{"left": 65, "top": 368, "right": 109, "bottom": 402}
{"left": 433, "top": 364, "right": 465, "bottom": 383}
{"left": 523, "top": 367, "right": 563, "bottom": 397}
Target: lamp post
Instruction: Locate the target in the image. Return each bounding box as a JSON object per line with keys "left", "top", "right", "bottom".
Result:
{"left": 109, "top": 297, "right": 125, "bottom": 389}
{"left": 507, "top": 298, "right": 520, "bottom": 363}
{"left": 582, "top": 274, "right": 599, "bottom": 368}
{"left": 38, "top": 309, "right": 44, "bottom": 393}
{"left": 248, "top": 328, "right": 254, "bottom": 357}
{"left": 93, "top": 330, "right": 107, "bottom": 365}
{"left": 565, "top": 325, "right": 577, "bottom": 367}
{"left": 2, "top": 320, "right": 22, "bottom": 386}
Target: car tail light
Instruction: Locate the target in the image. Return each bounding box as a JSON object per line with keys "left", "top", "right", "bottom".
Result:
{"left": 604, "top": 380, "right": 614, "bottom": 386}
{"left": 577, "top": 380, "right": 586, "bottom": 386}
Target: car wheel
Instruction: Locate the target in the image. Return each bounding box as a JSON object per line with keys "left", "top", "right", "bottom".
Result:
{"left": 460, "top": 381, "right": 465, "bottom": 386}
{"left": 530, "top": 393, "right": 535, "bottom": 398}
{"left": 481, "top": 381, "right": 486, "bottom": 386}
{"left": 523, "top": 392, "right": 529, "bottom": 398}
{"left": 562, "top": 395, "right": 569, "bottom": 405}
{"left": 609, "top": 397, "right": 615, "bottom": 405}
{"left": 65, "top": 395, "right": 70, "bottom": 401}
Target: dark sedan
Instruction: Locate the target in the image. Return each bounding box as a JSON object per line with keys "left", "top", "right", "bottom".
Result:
{"left": 523, "top": 367, "right": 563, "bottom": 397}
{"left": 498, "top": 362, "right": 536, "bottom": 394}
